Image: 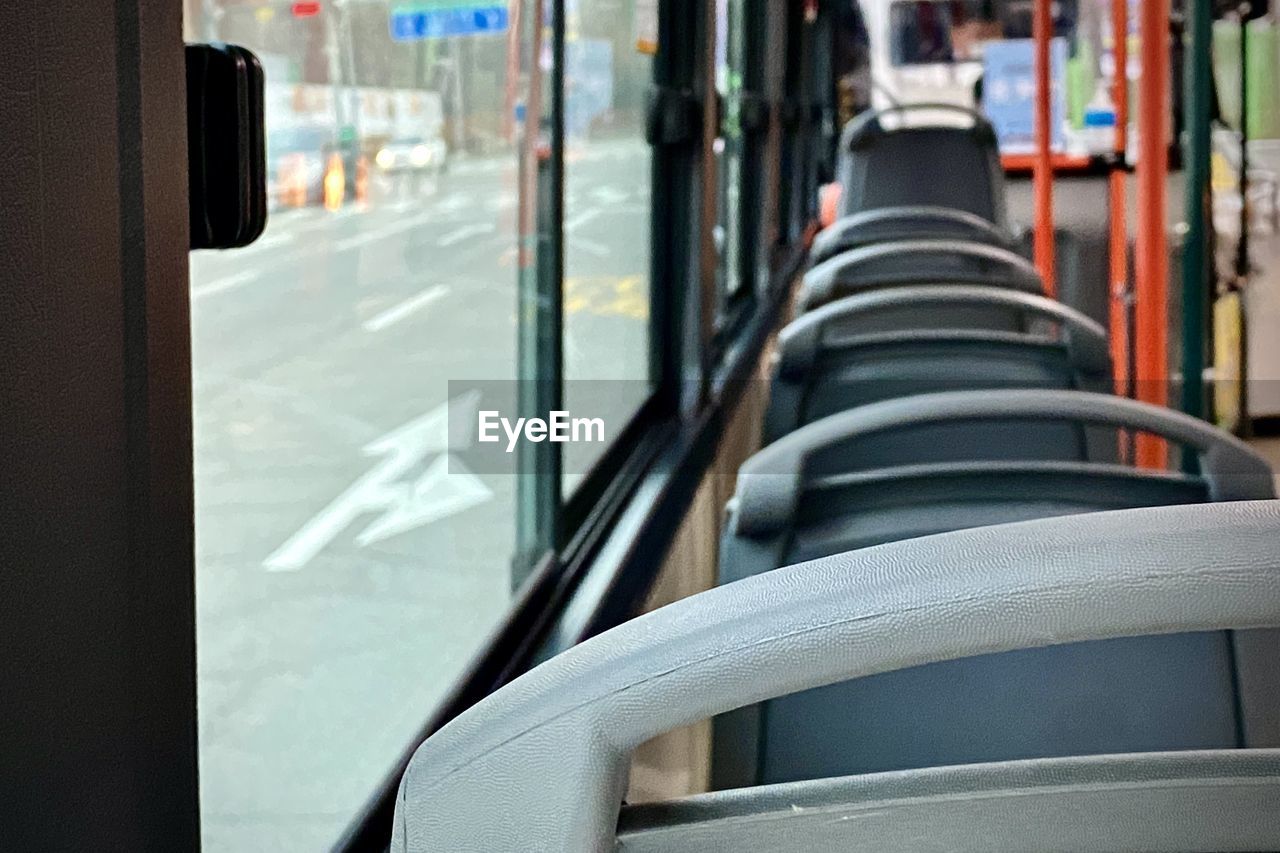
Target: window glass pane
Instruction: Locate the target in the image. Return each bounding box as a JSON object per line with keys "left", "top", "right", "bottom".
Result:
{"left": 756, "top": 0, "right": 787, "bottom": 271}
{"left": 561, "top": 0, "right": 655, "bottom": 487}
{"left": 889, "top": 1, "right": 1074, "bottom": 67}
{"left": 889, "top": 1, "right": 959, "bottom": 66}
{"left": 184, "top": 3, "right": 543, "bottom": 849}
{"left": 714, "top": 0, "right": 746, "bottom": 303}
{"left": 998, "top": 0, "right": 1078, "bottom": 40}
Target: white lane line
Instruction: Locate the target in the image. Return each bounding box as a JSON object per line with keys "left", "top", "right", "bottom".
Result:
{"left": 565, "top": 207, "right": 602, "bottom": 231}
{"left": 192, "top": 270, "right": 258, "bottom": 300}
{"left": 241, "top": 233, "right": 295, "bottom": 253}
{"left": 570, "top": 238, "right": 610, "bottom": 257}
{"left": 484, "top": 191, "right": 518, "bottom": 212}
{"left": 590, "top": 186, "right": 630, "bottom": 205}
{"left": 289, "top": 207, "right": 364, "bottom": 233}
{"left": 362, "top": 285, "right": 451, "bottom": 332}
{"left": 335, "top": 225, "right": 405, "bottom": 252}
{"left": 436, "top": 193, "right": 474, "bottom": 214}
{"left": 335, "top": 231, "right": 379, "bottom": 252}
{"left": 334, "top": 212, "right": 434, "bottom": 251}
{"left": 437, "top": 222, "right": 495, "bottom": 247}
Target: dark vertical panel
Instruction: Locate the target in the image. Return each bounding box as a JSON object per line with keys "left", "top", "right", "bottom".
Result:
{"left": 0, "top": 0, "right": 197, "bottom": 849}
{"left": 123, "top": 0, "right": 200, "bottom": 846}
{"left": 548, "top": 0, "right": 567, "bottom": 544}
{"left": 650, "top": 0, "right": 699, "bottom": 405}
{"left": 738, "top": 0, "right": 765, "bottom": 296}
{"left": 1180, "top": 0, "right": 1212, "bottom": 423}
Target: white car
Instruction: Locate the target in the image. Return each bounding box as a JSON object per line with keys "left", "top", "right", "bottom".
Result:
{"left": 375, "top": 136, "right": 448, "bottom": 176}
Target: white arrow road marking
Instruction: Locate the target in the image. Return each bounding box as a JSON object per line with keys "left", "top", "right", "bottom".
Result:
{"left": 263, "top": 392, "right": 489, "bottom": 572}
{"left": 355, "top": 455, "right": 490, "bottom": 546}
{"left": 362, "top": 285, "right": 450, "bottom": 332}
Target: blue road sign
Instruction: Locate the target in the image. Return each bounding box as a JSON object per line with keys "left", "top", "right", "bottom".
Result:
{"left": 390, "top": 5, "right": 509, "bottom": 41}
{"left": 982, "top": 38, "right": 1068, "bottom": 153}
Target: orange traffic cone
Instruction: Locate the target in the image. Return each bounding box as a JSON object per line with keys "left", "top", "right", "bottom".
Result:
{"left": 323, "top": 152, "right": 346, "bottom": 212}
{"left": 355, "top": 155, "right": 370, "bottom": 208}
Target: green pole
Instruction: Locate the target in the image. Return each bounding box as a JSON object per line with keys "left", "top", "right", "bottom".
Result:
{"left": 1181, "top": 0, "right": 1214, "bottom": 421}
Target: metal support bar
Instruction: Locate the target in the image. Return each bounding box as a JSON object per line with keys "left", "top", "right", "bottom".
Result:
{"left": 1109, "top": 0, "right": 1131, "bottom": 400}
{"left": 1136, "top": 0, "right": 1172, "bottom": 467}
{"left": 1033, "top": 0, "right": 1057, "bottom": 298}
{"left": 1236, "top": 4, "right": 1253, "bottom": 437}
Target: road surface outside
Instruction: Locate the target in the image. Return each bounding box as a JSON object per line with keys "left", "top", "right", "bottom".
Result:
{"left": 192, "top": 140, "right": 651, "bottom": 851}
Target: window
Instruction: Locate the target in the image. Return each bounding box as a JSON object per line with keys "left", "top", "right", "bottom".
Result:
{"left": 890, "top": 1, "right": 1012, "bottom": 66}
{"left": 754, "top": 0, "right": 788, "bottom": 282}
{"left": 712, "top": 0, "right": 767, "bottom": 342}
{"left": 890, "top": 1, "right": 961, "bottom": 66}
{"left": 185, "top": 3, "right": 544, "bottom": 849}
{"left": 889, "top": 1, "right": 1079, "bottom": 67}
{"left": 714, "top": 0, "right": 746, "bottom": 305}
{"left": 998, "top": 0, "right": 1078, "bottom": 41}
{"left": 561, "top": 0, "right": 658, "bottom": 489}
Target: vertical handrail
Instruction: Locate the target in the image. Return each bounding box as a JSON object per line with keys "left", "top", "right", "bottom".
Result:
{"left": 1033, "top": 0, "right": 1057, "bottom": 297}
{"left": 1181, "top": 0, "right": 1214, "bottom": 423}
{"left": 1135, "top": 0, "right": 1171, "bottom": 467}
{"left": 1236, "top": 4, "right": 1253, "bottom": 436}
{"left": 1109, "top": 0, "right": 1131, "bottom": 399}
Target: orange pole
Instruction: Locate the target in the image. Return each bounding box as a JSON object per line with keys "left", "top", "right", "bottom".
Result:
{"left": 1135, "top": 0, "right": 1170, "bottom": 467}
{"left": 1033, "top": 0, "right": 1057, "bottom": 297}
{"left": 1108, "top": 0, "right": 1130, "bottom": 398}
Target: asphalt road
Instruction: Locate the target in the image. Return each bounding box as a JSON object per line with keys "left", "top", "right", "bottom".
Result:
{"left": 191, "top": 140, "right": 652, "bottom": 851}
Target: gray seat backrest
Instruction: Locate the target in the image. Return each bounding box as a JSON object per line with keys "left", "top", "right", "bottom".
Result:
{"left": 392, "top": 502, "right": 1280, "bottom": 852}
{"left": 799, "top": 239, "right": 1043, "bottom": 313}
{"left": 765, "top": 286, "right": 1112, "bottom": 444}
{"left": 623, "top": 751, "right": 1280, "bottom": 853}
{"left": 715, "top": 395, "right": 1275, "bottom": 790}
{"left": 735, "top": 390, "right": 1273, "bottom": 536}
{"left": 726, "top": 461, "right": 1216, "bottom": 571}
{"left": 810, "top": 206, "right": 1014, "bottom": 266}
{"left": 836, "top": 104, "right": 1008, "bottom": 229}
